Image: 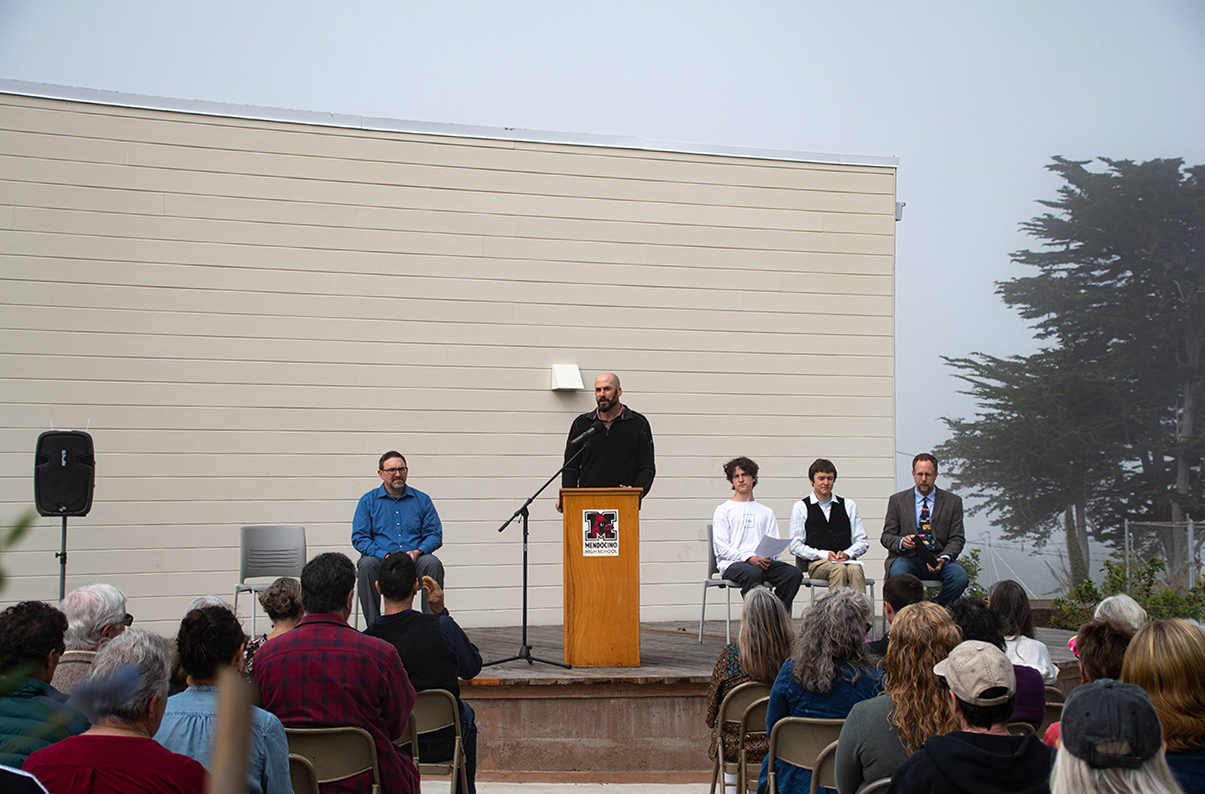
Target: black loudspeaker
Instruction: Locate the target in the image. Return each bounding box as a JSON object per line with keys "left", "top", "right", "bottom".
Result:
{"left": 34, "top": 431, "right": 95, "bottom": 517}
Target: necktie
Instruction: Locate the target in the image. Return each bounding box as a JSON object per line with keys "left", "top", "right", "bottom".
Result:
{"left": 919, "top": 497, "right": 932, "bottom": 546}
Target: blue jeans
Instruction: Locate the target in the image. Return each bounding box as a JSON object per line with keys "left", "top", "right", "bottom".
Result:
{"left": 888, "top": 557, "right": 968, "bottom": 605}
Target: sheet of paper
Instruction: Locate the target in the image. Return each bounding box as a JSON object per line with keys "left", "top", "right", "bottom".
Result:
{"left": 754, "top": 535, "right": 790, "bottom": 559}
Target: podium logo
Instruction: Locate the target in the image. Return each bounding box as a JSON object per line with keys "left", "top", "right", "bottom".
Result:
{"left": 582, "top": 510, "right": 620, "bottom": 556}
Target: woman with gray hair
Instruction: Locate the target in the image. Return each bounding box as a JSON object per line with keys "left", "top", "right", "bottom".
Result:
{"left": 51, "top": 584, "right": 130, "bottom": 695}
{"left": 758, "top": 588, "right": 883, "bottom": 794}
{"left": 23, "top": 629, "right": 207, "bottom": 794}
{"left": 1050, "top": 679, "right": 1184, "bottom": 794}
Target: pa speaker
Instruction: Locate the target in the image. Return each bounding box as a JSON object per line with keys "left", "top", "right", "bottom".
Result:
{"left": 34, "top": 431, "right": 95, "bottom": 517}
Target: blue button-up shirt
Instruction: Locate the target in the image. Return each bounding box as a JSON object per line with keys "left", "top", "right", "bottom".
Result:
{"left": 352, "top": 483, "right": 443, "bottom": 559}
{"left": 155, "top": 685, "right": 291, "bottom": 794}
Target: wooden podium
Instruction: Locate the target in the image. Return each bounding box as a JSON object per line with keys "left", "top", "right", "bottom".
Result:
{"left": 561, "top": 487, "right": 642, "bottom": 667}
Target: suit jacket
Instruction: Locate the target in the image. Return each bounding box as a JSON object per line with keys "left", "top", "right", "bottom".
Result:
{"left": 880, "top": 486, "right": 964, "bottom": 577}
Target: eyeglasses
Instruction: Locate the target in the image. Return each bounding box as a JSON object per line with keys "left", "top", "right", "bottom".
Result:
{"left": 381, "top": 467, "right": 407, "bottom": 475}
{"left": 122, "top": 613, "right": 134, "bottom": 627}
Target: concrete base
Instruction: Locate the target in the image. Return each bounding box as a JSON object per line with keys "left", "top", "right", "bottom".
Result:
{"left": 467, "top": 679, "right": 711, "bottom": 779}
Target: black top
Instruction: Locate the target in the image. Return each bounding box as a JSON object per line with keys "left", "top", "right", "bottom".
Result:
{"left": 804, "top": 496, "right": 852, "bottom": 551}
{"left": 889, "top": 731, "right": 1055, "bottom": 794}
{"left": 561, "top": 406, "right": 655, "bottom": 496}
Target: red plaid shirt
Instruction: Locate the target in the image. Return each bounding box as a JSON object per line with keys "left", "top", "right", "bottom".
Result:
{"left": 253, "top": 612, "right": 418, "bottom": 794}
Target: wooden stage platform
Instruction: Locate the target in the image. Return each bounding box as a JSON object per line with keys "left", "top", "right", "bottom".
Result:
{"left": 458, "top": 620, "right": 1078, "bottom": 782}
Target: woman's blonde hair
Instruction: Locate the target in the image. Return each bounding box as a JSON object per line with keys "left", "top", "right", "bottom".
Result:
{"left": 791, "top": 588, "right": 874, "bottom": 693}
{"left": 738, "top": 588, "right": 794, "bottom": 684}
{"left": 1051, "top": 740, "right": 1182, "bottom": 794}
{"left": 883, "top": 602, "right": 962, "bottom": 753}
{"left": 1122, "top": 619, "right": 1205, "bottom": 752}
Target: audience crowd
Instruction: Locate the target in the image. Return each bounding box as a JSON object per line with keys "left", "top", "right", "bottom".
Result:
{"left": 5, "top": 547, "right": 1205, "bottom": 794}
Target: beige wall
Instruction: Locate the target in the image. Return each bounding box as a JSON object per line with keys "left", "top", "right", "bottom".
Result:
{"left": 0, "top": 89, "right": 897, "bottom": 635}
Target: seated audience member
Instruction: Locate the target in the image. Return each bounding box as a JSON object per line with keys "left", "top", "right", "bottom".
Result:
{"left": 706, "top": 588, "right": 794, "bottom": 794}
{"left": 170, "top": 595, "right": 230, "bottom": 696}
{"left": 1050, "top": 679, "right": 1183, "bottom": 794}
{"left": 789, "top": 458, "right": 870, "bottom": 592}
{"left": 1122, "top": 618, "right": 1205, "bottom": 792}
{"left": 0, "top": 602, "right": 90, "bottom": 768}
{"left": 712, "top": 457, "right": 804, "bottom": 611}
{"left": 988, "top": 579, "right": 1058, "bottom": 685}
{"left": 364, "top": 553, "right": 482, "bottom": 794}
{"left": 836, "top": 602, "right": 961, "bottom": 794}
{"left": 866, "top": 574, "right": 923, "bottom": 658}
{"left": 253, "top": 552, "right": 419, "bottom": 794}
{"left": 23, "top": 629, "right": 206, "bottom": 794}
{"left": 1042, "top": 617, "right": 1136, "bottom": 747}
{"left": 155, "top": 605, "right": 289, "bottom": 794}
{"left": 759, "top": 589, "right": 883, "bottom": 794}
{"left": 888, "top": 641, "right": 1055, "bottom": 794}
{"left": 946, "top": 597, "right": 1045, "bottom": 728}
{"left": 52, "top": 585, "right": 129, "bottom": 695}
{"left": 243, "top": 577, "right": 302, "bottom": 674}
{"left": 1094, "top": 593, "right": 1148, "bottom": 630}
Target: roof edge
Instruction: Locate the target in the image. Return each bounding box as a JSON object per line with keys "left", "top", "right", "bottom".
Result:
{"left": 0, "top": 79, "right": 899, "bottom": 169}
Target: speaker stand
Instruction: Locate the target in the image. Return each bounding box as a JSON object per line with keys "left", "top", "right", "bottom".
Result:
{"left": 56, "top": 516, "right": 68, "bottom": 601}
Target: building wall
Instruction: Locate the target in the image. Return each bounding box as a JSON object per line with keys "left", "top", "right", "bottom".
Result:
{"left": 0, "top": 89, "right": 897, "bottom": 634}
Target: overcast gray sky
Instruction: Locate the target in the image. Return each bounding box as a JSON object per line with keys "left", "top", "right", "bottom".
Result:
{"left": 3, "top": 1, "right": 1203, "bottom": 579}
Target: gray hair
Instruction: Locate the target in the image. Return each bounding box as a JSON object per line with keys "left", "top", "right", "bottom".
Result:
{"left": 61, "top": 584, "right": 127, "bottom": 651}
{"left": 1094, "top": 594, "right": 1148, "bottom": 631}
{"left": 85, "top": 628, "right": 171, "bottom": 725}
{"left": 185, "top": 595, "right": 229, "bottom": 616}
{"left": 791, "top": 588, "right": 874, "bottom": 693}
{"left": 1051, "top": 740, "right": 1182, "bottom": 794}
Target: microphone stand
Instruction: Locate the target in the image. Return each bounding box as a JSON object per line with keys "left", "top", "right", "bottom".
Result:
{"left": 484, "top": 443, "right": 589, "bottom": 668}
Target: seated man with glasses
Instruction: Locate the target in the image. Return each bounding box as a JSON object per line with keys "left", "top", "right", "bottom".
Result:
{"left": 354, "top": 451, "right": 444, "bottom": 623}
{"left": 51, "top": 583, "right": 131, "bottom": 696}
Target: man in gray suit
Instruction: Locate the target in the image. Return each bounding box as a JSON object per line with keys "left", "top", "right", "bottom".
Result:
{"left": 880, "top": 452, "right": 968, "bottom": 605}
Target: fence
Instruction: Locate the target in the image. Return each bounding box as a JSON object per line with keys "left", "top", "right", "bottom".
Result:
{"left": 1124, "top": 519, "right": 1200, "bottom": 591}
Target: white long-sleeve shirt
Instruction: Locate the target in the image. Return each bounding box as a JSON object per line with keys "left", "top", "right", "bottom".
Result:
{"left": 712, "top": 499, "right": 780, "bottom": 575}
{"left": 1006, "top": 634, "right": 1059, "bottom": 685}
{"left": 788, "top": 494, "right": 869, "bottom": 561}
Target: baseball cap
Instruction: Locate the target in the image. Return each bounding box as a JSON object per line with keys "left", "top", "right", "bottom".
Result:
{"left": 932, "top": 640, "right": 1015, "bottom": 706}
{"left": 1060, "top": 679, "right": 1163, "bottom": 769}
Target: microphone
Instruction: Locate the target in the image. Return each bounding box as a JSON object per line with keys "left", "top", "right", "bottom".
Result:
{"left": 569, "top": 423, "right": 602, "bottom": 446}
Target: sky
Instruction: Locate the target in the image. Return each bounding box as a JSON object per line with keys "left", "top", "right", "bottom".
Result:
{"left": 2, "top": 0, "right": 1203, "bottom": 591}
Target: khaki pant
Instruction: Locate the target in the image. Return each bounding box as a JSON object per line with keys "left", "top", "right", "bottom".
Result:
{"left": 806, "top": 559, "right": 866, "bottom": 592}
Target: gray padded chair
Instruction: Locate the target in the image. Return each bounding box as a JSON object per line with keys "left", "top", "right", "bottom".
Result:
{"left": 233, "top": 524, "right": 306, "bottom": 634}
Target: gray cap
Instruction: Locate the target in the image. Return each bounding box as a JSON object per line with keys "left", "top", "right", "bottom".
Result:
{"left": 1060, "top": 679, "right": 1163, "bottom": 769}
{"left": 932, "top": 640, "right": 1016, "bottom": 706}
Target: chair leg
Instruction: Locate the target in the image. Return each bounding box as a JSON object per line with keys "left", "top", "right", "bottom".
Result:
{"left": 700, "top": 583, "right": 709, "bottom": 644}
{"left": 725, "top": 586, "right": 732, "bottom": 644}
{"left": 708, "top": 750, "right": 721, "bottom": 794}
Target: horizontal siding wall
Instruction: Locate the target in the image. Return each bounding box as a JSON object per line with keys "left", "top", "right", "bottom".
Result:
{"left": 0, "top": 92, "right": 896, "bottom": 635}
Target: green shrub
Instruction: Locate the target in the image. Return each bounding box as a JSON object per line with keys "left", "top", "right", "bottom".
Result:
{"left": 1048, "top": 557, "right": 1205, "bottom": 629}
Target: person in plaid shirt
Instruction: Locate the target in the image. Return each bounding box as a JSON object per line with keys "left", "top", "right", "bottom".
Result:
{"left": 253, "top": 552, "right": 418, "bottom": 794}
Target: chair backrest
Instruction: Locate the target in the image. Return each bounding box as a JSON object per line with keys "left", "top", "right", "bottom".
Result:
{"left": 707, "top": 523, "right": 721, "bottom": 579}
{"left": 1039, "top": 701, "right": 1063, "bottom": 738}
{"left": 809, "top": 740, "right": 839, "bottom": 794}
{"left": 766, "top": 717, "right": 846, "bottom": 776}
{"left": 239, "top": 524, "right": 306, "bottom": 583}
{"left": 1044, "top": 685, "right": 1067, "bottom": 704}
{"left": 715, "top": 681, "right": 772, "bottom": 769}
{"left": 285, "top": 726, "right": 380, "bottom": 793}
{"left": 861, "top": 777, "right": 892, "bottom": 794}
{"left": 739, "top": 696, "right": 770, "bottom": 793}
{"left": 407, "top": 688, "right": 461, "bottom": 763}
{"left": 288, "top": 753, "right": 320, "bottom": 794}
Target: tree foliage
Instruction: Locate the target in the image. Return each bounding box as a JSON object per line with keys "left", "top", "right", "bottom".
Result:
{"left": 938, "top": 157, "right": 1205, "bottom": 587}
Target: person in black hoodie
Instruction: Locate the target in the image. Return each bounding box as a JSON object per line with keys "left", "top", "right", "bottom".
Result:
{"left": 365, "top": 553, "right": 482, "bottom": 794}
{"left": 887, "top": 640, "right": 1054, "bottom": 794}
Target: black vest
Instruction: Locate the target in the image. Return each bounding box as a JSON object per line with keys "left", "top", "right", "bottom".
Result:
{"left": 363, "top": 610, "right": 460, "bottom": 698}
{"left": 804, "top": 496, "right": 852, "bottom": 551}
